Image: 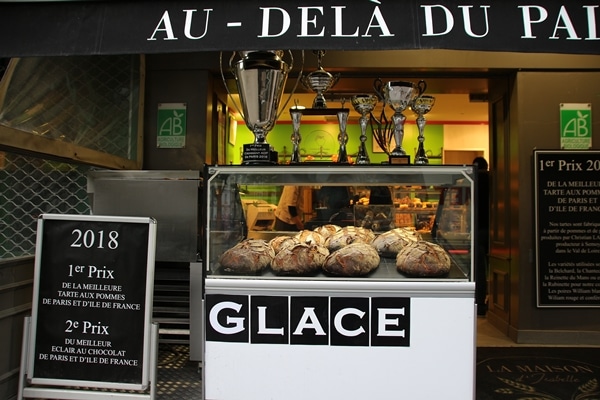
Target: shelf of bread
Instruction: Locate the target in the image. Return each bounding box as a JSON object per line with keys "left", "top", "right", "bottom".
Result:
{"left": 214, "top": 224, "right": 470, "bottom": 281}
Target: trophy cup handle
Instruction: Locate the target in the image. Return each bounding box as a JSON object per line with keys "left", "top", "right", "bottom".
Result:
{"left": 373, "top": 78, "right": 384, "bottom": 101}
{"left": 276, "top": 50, "right": 304, "bottom": 120}
{"left": 332, "top": 73, "right": 341, "bottom": 87}
{"left": 220, "top": 50, "right": 304, "bottom": 121}
{"left": 417, "top": 79, "right": 427, "bottom": 96}
{"left": 219, "top": 51, "right": 245, "bottom": 118}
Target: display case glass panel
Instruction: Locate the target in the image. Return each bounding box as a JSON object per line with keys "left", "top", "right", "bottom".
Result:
{"left": 204, "top": 165, "right": 474, "bottom": 282}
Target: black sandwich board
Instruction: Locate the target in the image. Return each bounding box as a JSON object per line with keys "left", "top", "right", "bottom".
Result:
{"left": 20, "top": 214, "right": 158, "bottom": 398}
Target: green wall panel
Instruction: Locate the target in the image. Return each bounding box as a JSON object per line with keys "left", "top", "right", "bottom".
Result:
{"left": 227, "top": 122, "right": 443, "bottom": 165}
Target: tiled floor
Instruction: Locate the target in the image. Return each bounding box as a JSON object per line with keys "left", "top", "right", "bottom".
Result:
{"left": 476, "top": 315, "right": 520, "bottom": 347}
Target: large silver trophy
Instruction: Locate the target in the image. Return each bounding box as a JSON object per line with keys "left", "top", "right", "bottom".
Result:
{"left": 301, "top": 50, "right": 339, "bottom": 109}
{"left": 374, "top": 79, "right": 426, "bottom": 164}
{"left": 411, "top": 95, "right": 436, "bottom": 165}
{"left": 352, "top": 94, "right": 378, "bottom": 164}
{"left": 221, "top": 50, "right": 295, "bottom": 164}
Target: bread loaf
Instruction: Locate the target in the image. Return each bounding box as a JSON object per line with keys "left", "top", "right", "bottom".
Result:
{"left": 295, "top": 230, "right": 326, "bottom": 246}
{"left": 326, "top": 226, "right": 375, "bottom": 252}
{"left": 323, "top": 242, "right": 380, "bottom": 276}
{"left": 396, "top": 241, "right": 451, "bottom": 277}
{"left": 372, "top": 228, "right": 422, "bottom": 258}
{"left": 271, "top": 243, "right": 329, "bottom": 275}
{"left": 313, "top": 224, "right": 341, "bottom": 239}
{"left": 269, "top": 235, "right": 299, "bottom": 255}
{"left": 219, "top": 239, "right": 274, "bottom": 274}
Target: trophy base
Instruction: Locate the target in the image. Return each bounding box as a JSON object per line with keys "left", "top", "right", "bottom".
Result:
{"left": 389, "top": 155, "right": 411, "bottom": 165}
{"left": 242, "top": 143, "right": 278, "bottom": 165}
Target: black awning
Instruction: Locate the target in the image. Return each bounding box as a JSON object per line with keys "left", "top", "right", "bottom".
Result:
{"left": 0, "top": 0, "right": 598, "bottom": 57}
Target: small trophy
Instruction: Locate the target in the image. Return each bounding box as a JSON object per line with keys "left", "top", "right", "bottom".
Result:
{"left": 336, "top": 109, "right": 350, "bottom": 163}
{"left": 411, "top": 95, "right": 435, "bottom": 165}
{"left": 222, "top": 50, "right": 294, "bottom": 164}
{"left": 351, "top": 94, "right": 378, "bottom": 164}
{"left": 374, "top": 79, "right": 426, "bottom": 164}
{"left": 301, "top": 50, "right": 340, "bottom": 109}
{"left": 290, "top": 107, "right": 302, "bottom": 163}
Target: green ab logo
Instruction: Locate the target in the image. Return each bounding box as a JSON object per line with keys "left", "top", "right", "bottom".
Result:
{"left": 562, "top": 110, "right": 591, "bottom": 138}
{"left": 159, "top": 110, "right": 185, "bottom": 137}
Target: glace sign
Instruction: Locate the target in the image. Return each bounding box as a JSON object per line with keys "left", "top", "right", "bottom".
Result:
{"left": 205, "top": 294, "right": 411, "bottom": 347}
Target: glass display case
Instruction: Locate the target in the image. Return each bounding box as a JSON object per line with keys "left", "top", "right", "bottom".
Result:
{"left": 202, "top": 164, "right": 477, "bottom": 400}
{"left": 203, "top": 164, "right": 474, "bottom": 282}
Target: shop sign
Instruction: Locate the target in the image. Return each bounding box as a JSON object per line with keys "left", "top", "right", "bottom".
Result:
{"left": 560, "top": 103, "right": 592, "bottom": 149}
{"left": 0, "top": 1, "right": 599, "bottom": 57}
{"left": 205, "top": 294, "right": 411, "bottom": 347}
{"left": 157, "top": 103, "right": 187, "bottom": 149}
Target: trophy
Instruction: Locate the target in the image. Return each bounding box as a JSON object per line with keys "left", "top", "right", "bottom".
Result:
{"left": 301, "top": 50, "right": 340, "bottom": 109}
{"left": 290, "top": 107, "right": 302, "bottom": 163}
{"left": 411, "top": 95, "right": 436, "bottom": 165}
{"left": 351, "top": 94, "right": 378, "bottom": 164}
{"left": 374, "top": 79, "right": 426, "bottom": 164}
{"left": 336, "top": 109, "right": 350, "bottom": 163}
{"left": 221, "top": 50, "right": 294, "bottom": 164}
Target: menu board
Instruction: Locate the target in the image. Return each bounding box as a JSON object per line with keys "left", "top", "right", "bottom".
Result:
{"left": 28, "top": 214, "right": 157, "bottom": 389}
{"left": 534, "top": 150, "right": 600, "bottom": 307}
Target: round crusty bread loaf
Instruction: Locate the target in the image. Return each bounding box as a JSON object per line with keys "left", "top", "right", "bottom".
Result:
{"left": 219, "top": 239, "right": 274, "bottom": 274}
{"left": 313, "top": 224, "right": 341, "bottom": 239}
{"left": 326, "top": 226, "right": 375, "bottom": 252}
{"left": 372, "top": 228, "right": 422, "bottom": 258}
{"left": 295, "top": 230, "right": 326, "bottom": 246}
{"left": 269, "top": 235, "right": 299, "bottom": 255}
{"left": 271, "top": 243, "right": 329, "bottom": 275}
{"left": 396, "top": 241, "right": 451, "bottom": 277}
{"left": 323, "top": 242, "right": 380, "bottom": 276}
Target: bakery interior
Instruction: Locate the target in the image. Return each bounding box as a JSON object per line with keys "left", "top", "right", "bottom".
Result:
{"left": 220, "top": 50, "right": 488, "bottom": 244}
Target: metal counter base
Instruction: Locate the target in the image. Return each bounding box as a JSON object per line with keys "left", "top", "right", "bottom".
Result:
{"left": 203, "top": 278, "right": 476, "bottom": 400}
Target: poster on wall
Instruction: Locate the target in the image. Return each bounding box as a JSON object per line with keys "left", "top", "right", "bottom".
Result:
{"left": 534, "top": 150, "right": 600, "bottom": 308}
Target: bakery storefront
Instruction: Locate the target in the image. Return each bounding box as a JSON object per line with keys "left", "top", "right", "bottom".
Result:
{"left": 1, "top": 1, "right": 600, "bottom": 399}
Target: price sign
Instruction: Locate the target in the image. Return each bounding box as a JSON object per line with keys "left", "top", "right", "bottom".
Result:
{"left": 28, "top": 214, "right": 157, "bottom": 389}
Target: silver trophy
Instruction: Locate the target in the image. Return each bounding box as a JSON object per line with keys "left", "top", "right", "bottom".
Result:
{"left": 374, "top": 79, "right": 426, "bottom": 164}
{"left": 221, "top": 50, "right": 295, "bottom": 164}
{"left": 336, "top": 109, "right": 350, "bottom": 163}
{"left": 290, "top": 107, "right": 302, "bottom": 164}
{"left": 351, "top": 94, "right": 378, "bottom": 164}
{"left": 301, "top": 50, "right": 340, "bottom": 109}
{"left": 411, "top": 95, "right": 435, "bottom": 165}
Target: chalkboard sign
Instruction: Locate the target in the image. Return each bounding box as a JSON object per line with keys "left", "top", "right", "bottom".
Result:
{"left": 28, "top": 214, "right": 157, "bottom": 390}
{"left": 534, "top": 150, "right": 600, "bottom": 308}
